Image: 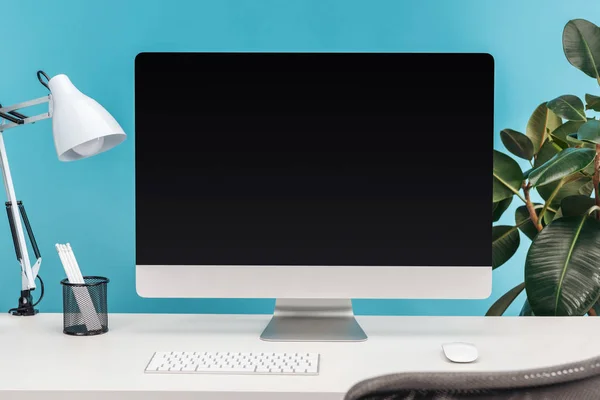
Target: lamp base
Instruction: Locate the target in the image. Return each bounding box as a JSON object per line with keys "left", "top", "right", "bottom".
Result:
{"left": 10, "top": 290, "right": 38, "bottom": 316}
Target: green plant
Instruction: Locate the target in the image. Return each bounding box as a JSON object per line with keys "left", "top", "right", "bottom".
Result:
{"left": 489, "top": 19, "right": 600, "bottom": 317}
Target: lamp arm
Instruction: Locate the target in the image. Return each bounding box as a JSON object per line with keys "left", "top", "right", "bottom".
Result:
{"left": 0, "top": 95, "right": 52, "bottom": 294}
{"left": 4, "top": 201, "right": 42, "bottom": 278}
{"left": 0, "top": 96, "right": 52, "bottom": 132}
{"left": 18, "top": 202, "right": 41, "bottom": 259}
{"left": 0, "top": 132, "right": 36, "bottom": 291}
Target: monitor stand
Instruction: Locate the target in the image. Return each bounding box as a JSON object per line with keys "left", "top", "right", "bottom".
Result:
{"left": 260, "top": 299, "right": 368, "bottom": 342}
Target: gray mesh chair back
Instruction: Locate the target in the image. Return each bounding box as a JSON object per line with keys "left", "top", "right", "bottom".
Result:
{"left": 345, "top": 355, "right": 600, "bottom": 400}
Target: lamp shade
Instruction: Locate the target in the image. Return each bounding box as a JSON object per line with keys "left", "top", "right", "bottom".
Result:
{"left": 48, "top": 74, "right": 126, "bottom": 161}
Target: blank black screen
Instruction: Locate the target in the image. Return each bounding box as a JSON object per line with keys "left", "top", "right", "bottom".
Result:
{"left": 135, "top": 53, "right": 493, "bottom": 266}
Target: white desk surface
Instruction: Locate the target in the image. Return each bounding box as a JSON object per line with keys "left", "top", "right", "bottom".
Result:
{"left": 2, "top": 313, "right": 600, "bottom": 400}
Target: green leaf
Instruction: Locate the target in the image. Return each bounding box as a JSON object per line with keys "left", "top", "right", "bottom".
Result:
{"left": 493, "top": 197, "right": 513, "bottom": 222}
{"left": 549, "top": 134, "right": 570, "bottom": 150}
{"left": 566, "top": 133, "right": 595, "bottom": 148}
{"left": 543, "top": 209, "right": 556, "bottom": 225}
{"left": 492, "top": 225, "right": 520, "bottom": 269}
{"left": 563, "top": 19, "right": 600, "bottom": 80}
{"left": 515, "top": 204, "right": 542, "bottom": 240}
{"left": 554, "top": 207, "right": 564, "bottom": 221}
{"left": 525, "top": 215, "right": 600, "bottom": 316}
{"left": 577, "top": 119, "right": 600, "bottom": 144}
{"left": 538, "top": 174, "right": 594, "bottom": 207}
{"left": 493, "top": 150, "right": 523, "bottom": 202}
{"left": 547, "top": 95, "right": 587, "bottom": 122}
{"left": 585, "top": 94, "right": 600, "bottom": 111}
{"left": 561, "top": 195, "right": 596, "bottom": 217}
{"left": 534, "top": 141, "right": 559, "bottom": 168}
{"left": 528, "top": 148, "right": 596, "bottom": 187}
{"left": 485, "top": 282, "right": 526, "bottom": 316}
{"left": 552, "top": 121, "right": 586, "bottom": 142}
{"left": 500, "top": 129, "right": 534, "bottom": 160}
{"left": 526, "top": 103, "right": 562, "bottom": 154}
{"left": 584, "top": 158, "right": 598, "bottom": 176}
{"left": 519, "top": 299, "right": 535, "bottom": 316}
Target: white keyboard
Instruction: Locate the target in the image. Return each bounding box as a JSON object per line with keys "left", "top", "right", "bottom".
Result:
{"left": 145, "top": 351, "right": 320, "bottom": 375}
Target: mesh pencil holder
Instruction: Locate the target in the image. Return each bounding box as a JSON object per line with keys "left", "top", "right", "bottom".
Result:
{"left": 61, "top": 276, "right": 109, "bottom": 336}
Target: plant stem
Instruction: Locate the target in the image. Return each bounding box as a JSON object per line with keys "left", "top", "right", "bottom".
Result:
{"left": 594, "top": 145, "right": 600, "bottom": 220}
{"left": 523, "top": 183, "right": 542, "bottom": 232}
{"left": 550, "top": 141, "right": 563, "bottom": 152}
{"left": 537, "top": 179, "right": 566, "bottom": 225}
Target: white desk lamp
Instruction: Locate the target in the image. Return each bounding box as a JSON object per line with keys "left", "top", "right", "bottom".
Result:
{"left": 0, "top": 71, "right": 126, "bottom": 315}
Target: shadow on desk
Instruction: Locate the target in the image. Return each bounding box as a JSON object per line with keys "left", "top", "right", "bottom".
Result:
{"left": 114, "top": 314, "right": 267, "bottom": 336}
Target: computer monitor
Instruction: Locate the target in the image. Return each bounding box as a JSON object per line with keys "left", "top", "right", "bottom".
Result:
{"left": 135, "top": 52, "right": 493, "bottom": 342}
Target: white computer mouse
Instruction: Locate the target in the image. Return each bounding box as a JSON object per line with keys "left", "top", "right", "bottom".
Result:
{"left": 442, "top": 342, "right": 478, "bottom": 363}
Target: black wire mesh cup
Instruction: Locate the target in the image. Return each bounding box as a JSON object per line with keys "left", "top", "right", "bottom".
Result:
{"left": 60, "top": 276, "right": 109, "bottom": 336}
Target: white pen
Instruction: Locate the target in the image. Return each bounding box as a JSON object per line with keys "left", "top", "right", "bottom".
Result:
{"left": 64, "top": 244, "right": 82, "bottom": 283}
{"left": 60, "top": 244, "right": 76, "bottom": 283}
{"left": 56, "top": 244, "right": 75, "bottom": 283}
{"left": 66, "top": 243, "right": 85, "bottom": 283}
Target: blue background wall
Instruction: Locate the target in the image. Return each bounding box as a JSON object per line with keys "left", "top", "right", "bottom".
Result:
{"left": 0, "top": 0, "right": 598, "bottom": 316}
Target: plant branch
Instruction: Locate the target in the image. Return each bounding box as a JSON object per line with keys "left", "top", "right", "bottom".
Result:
{"left": 523, "top": 182, "right": 542, "bottom": 232}
{"left": 594, "top": 145, "right": 600, "bottom": 220}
